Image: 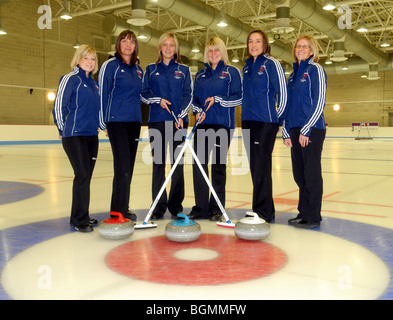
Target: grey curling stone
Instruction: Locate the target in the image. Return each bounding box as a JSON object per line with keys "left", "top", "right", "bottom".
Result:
{"left": 98, "top": 212, "right": 134, "bottom": 240}
{"left": 165, "top": 213, "right": 201, "bottom": 242}
{"left": 234, "top": 212, "right": 270, "bottom": 241}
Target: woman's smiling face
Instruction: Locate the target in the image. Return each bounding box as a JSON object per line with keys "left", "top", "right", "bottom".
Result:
{"left": 248, "top": 32, "right": 264, "bottom": 59}
{"left": 295, "top": 39, "right": 313, "bottom": 62}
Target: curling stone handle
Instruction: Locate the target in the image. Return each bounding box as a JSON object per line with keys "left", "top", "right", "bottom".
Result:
{"left": 110, "top": 211, "right": 125, "bottom": 220}
{"left": 177, "top": 213, "right": 189, "bottom": 223}
{"left": 246, "top": 211, "right": 261, "bottom": 223}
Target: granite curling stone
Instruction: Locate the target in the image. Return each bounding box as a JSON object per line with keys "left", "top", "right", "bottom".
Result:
{"left": 165, "top": 214, "right": 201, "bottom": 242}
{"left": 98, "top": 212, "right": 134, "bottom": 240}
{"left": 234, "top": 212, "right": 270, "bottom": 241}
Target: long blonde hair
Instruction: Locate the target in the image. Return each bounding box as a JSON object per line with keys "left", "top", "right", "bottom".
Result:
{"left": 70, "top": 44, "right": 99, "bottom": 74}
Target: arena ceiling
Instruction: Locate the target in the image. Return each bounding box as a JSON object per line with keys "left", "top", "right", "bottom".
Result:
{"left": 45, "top": 0, "right": 393, "bottom": 75}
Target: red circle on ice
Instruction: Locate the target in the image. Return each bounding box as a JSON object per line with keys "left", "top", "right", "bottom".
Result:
{"left": 105, "top": 234, "right": 287, "bottom": 285}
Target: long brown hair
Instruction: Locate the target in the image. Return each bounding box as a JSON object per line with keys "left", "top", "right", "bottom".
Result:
{"left": 115, "top": 30, "right": 139, "bottom": 66}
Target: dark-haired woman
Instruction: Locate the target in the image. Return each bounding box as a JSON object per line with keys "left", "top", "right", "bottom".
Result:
{"left": 99, "top": 30, "right": 145, "bottom": 221}
{"left": 242, "top": 29, "right": 287, "bottom": 222}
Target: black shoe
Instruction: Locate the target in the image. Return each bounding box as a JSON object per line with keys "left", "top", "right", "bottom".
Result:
{"left": 187, "top": 213, "right": 208, "bottom": 220}
{"left": 288, "top": 217, "right": 302, "bottom": 225}
{"left": 150, "top": 213, "right": 163, "bottom": 221}
{"left": 293, "top": 219, "right": 320, "bottom": 229}
{"left": 89, "top": 219, "right": 98, "bottom": 225}
{"left": 124, "top": 211, "right": 137, "bottom": 222}
{"left": 209, "top": 214, "right": 222, "bottom": 221}
{"left": 74, "top": 223, "right": 93, "bottom": 233}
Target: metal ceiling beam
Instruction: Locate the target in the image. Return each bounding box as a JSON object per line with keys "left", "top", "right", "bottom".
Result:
{"left": 270, "top": 0, "right": 391, "bottom": 67}
{"left": 147, "top": 0, "right": 294, "bottom": 63}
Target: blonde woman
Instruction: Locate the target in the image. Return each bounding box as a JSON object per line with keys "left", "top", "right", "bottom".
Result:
{"left": 53, "top": 44, "right": 105, "bottom": 232}
{"left": 189, "top": 37, "right": 242, "bottom": 220}
{"left": 142, "top": 32, "right": 193, "bottom": 219}
{"left": 283, "top": 35, "right": 327, "bottom": 229}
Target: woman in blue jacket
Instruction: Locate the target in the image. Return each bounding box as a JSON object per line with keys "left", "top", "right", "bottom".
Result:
{"left": 142, "top": 32, "right": 192, "bottom": 219}
{"left": 242, "top": 29, "right": 287, "bottom": 223}
{"left": 99, "top": 30, "right": 145, "bottom": 221}
{"left": 283, "top": 35, "right": 327, "bottom": 229}
{"left": 53, "top": 44, "right": 105, "bottom": 232}
{"left": 189, "top": 37, "right": 242, "bottom": 220}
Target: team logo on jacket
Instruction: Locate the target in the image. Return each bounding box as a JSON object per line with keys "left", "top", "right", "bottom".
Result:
{"left": 258, "top": 65, "right": 266, "bottom": 75}
{"left": 136, "top": 70, "right": 142, "bottom": 79}
{"left": 220, "top": 71, "right": 229, "bottom": 79}
{"left": 301, "top": 73, "right": 308, "bottom": 82}
{"left": 174, "top": 71, "right": 182, "bottom": 79}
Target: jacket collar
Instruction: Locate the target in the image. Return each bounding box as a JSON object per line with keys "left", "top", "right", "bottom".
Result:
{"left": 204, "top": 59, "right": 225, "bottom": 73}
{"left": 74, "top": 66, "right": 92, "bottom": 80}
{"left": 293, "top": 58, "right": 313, "bottom": 72}
{"left": 245, "top": 54, "right": 268, "bottom": 67}
{"left": 114, "top": 53, "right": 136, "bottom": 69}
{"left": 158, "top": 58, "right": 177, "bottom": 68}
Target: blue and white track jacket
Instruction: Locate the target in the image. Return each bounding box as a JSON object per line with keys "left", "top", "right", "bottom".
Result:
{"left": 98, "top": 54, "right": 145, "bottom": 124}
{"left": 193, "top": 61, "right": 242, "bottom": 129}
{"left": 53, "top": 66, "right": 104, "bottom": 138}
{"left": 142, "top": 59, "right": 192, "bottom": 123}
{"left": 283, "top": 59, "right": 327, "bottom": 138}
{"left": 242, "top": 54, "right": 287, "bottom": 125}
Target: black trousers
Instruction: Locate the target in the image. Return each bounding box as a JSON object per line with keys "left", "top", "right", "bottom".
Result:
{"left": 106, "top": 122, "right": 141, "bottom": 216}
{"left": 290, "top": 127, "right": 325, "bottom": 223}
{"left": 148, "top": 121, "right": 188, "bottom": 216}
{"left": 242, "top": 121, "right": 278, "bottom": 221}
{"left": 191, "top": 124, "right": 232, "bottom": 218}
{"left": 62, "top": 135, "right": 98, "bottom": 227}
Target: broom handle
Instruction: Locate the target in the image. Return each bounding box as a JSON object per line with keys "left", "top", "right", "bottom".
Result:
{"left": 170, "top": 107, "right": 231, "bottom": 223}
{"left": 143, "top": 103, "right": 208, "bottom": 224}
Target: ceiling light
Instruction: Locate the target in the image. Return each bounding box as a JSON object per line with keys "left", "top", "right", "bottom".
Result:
{"left": 323, "top": 0, "right": 336, "bottom": 11}
{"left": 361, "top": 73, "right": 367, "bottom": 78}
{"left": 357, "top": 24, "right": 368, "bottom": 33}
{"left": 60, "top": 10, "right": 72, "bottom": 20}
{"left": 356, "top": 17, "right": 368, "bottom": 33}
{"left": 0, "top": 19, "right": 6, "bottom": 35}
{"left": 137, "top": 26, "right": 148, "bottom": 40}
{"left": 325, "top": 54, "right": 332, "bottom": 65}
{"left": 47, "top": 92, "right": 56, "bottom": 102}
{"left": 341, "top": 62, "right": 348, "bottom": 70}
{"left": 73, "top": 35, "right": 81, "bottom": 49}
{"left": 217, "top": 2, "right": 228, "bottom": 28}
{"left": 380, "top": 34, "right": 390, "bottom": 47}
{"left": 191, "top": 40, "right": 200, "bottom": 53}
{"left": 231, "top": 51, "right": 239, "bottom": 63}
{"left": 217, "top": 14, "right": 228, "bottom": 27}
{"left": 60, "top": 1, "right": 72, "bottom": 20}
